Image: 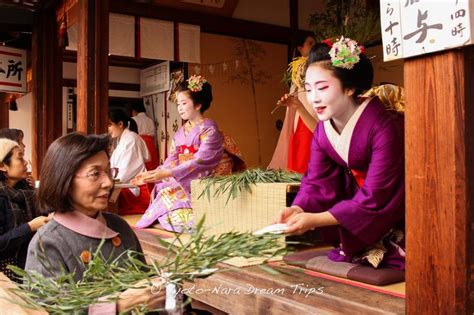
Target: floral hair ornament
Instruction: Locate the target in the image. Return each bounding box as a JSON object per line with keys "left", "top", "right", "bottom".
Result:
{"left": 187, "top": 75, "right": 207, "bottom": 92}
{"left": 329, "top": 36, "right": 365, "bottom": 70}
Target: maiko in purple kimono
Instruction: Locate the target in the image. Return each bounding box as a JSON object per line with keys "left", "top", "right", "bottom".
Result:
{"left": 292, "top": 96, "right": 405, "bottom": 270}
{"left": 135, "top": 118, "right": 223, "bottom": 231}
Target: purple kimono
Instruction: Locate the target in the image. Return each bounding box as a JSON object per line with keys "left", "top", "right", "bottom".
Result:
{"left": 136, "top": 118, "right": 224, "bottom": 232}
{"left": 293, "top": 97, "right": 405, "bottom": 270}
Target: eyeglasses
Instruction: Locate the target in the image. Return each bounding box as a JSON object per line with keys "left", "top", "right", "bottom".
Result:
{"left": 75, "top": 167, "right": 119, "bottom": 182}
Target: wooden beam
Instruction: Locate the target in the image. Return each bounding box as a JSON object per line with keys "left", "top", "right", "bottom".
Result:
{"left": 405, "top": 46, "right": 474, "bottom": 313}
{"left": 150, "top": 0, "right": 239, "bottom": 17}
{"left": 0, "top": 23, "right": 32, "bottom": 32}
{"left": 110, "top": 0, "right": 296, "bottom": 44}
{"left": 62, "top": 79, "right": 140, "bottom": 92}
{"left": 63, "top": 50, "right": 159, "bottom": 69}
{"left": 31, "top": 5, "right": 63, "bottom": 178}
{"left": 76, "top": 0, "right": 109, "bottom": 134}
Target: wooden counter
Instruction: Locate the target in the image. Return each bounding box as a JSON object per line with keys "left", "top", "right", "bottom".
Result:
{"left": 134, "top": 228, "right": 405, "bottom": 315}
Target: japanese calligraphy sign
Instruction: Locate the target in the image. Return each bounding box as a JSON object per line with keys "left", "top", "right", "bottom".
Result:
{"left": 0, "top": 46, "right": 26, "bottom": 93}
{"left": 381, "top": 0, "right": 472, "bottom": 61}
{"left": 140, "top": 61, "right": 170, "bottom": 97}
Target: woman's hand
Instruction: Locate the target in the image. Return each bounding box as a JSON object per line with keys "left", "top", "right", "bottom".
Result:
{"left": 117, "top": 278, "right": 166, "bottom": 313}
{"left": 285, "top": 211, "right": 339, "bottom": 235}
{"left": 131, "top": 171, "right": 150, "bottom": 186}
{"left": 284, "top": 212, "right": 319, "bottom": 235}
{"left": 25, "top": 174, "right": 35, "bottom": 188}
{"left": 277, "top": 205, "right": 304, "bottom": 224}
{"left": 141, "top": 169, "right": 172, "bottom": 184}
{"left": 277, "top": 206, "right": 317, "bottom": 235}
{"left": 132, "top": 169, "right": 172, "bottom": 185}
{"left": 277, "top": 93, "right": 304, "bottom": 110}
{"left": 28, "top": 215, "right": 51, "bottom": 232}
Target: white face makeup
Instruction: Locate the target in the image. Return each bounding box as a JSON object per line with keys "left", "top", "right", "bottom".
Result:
{"left": 176, "top": 91, "right": 202, "bottom": 122}
{"left": 304, "top": 64, "right": 355, "bottom": 125}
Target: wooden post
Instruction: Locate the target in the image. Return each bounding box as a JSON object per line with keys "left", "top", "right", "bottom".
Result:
{"left": 31, "top": 7, "right": 63, "bottom": 178}
{"left": 405, "top": 46, "right": 474, "bottom": 313}
{"left": 0, "top": 94, "right": 8, "bottom": 129}
{"left": 288, "top": 0, "right": 298, "bottom": 62}
{"left": 76, "top": 0, "right": 109, "bottom": 134}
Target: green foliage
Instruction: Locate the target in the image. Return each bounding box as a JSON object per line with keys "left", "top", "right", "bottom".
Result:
{"left": 198, "top": 168, "right": 302, "bottom": 204}
{"left": 8, "top": 217, "right": 289, "bottom": 314}
{"left": 309, "top": 0, "right": 381, "bottom": 46}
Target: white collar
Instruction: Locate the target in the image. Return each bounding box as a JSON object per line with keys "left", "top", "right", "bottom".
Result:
{"left": 324, "top": 97, "right": 373, "bottom": 164}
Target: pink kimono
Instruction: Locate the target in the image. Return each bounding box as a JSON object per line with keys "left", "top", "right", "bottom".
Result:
{"left": 136, "top": 118, "right": 224, "bottom": 232}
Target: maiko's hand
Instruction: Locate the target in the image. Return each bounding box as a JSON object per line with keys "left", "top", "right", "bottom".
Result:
{"left": 131, "top": 171, "right": 148, "bottom": 186}
{"left": 276, "top": 205, "right": 303, "bottom": 224}
{"left": 131, "top": 170, "right": 158, "bottom": 186}
{"left": 284, "top": 212, "right": 318, "bottom": 235}
{"left": 141, "top": 169, "right": 172, "bottom": 184}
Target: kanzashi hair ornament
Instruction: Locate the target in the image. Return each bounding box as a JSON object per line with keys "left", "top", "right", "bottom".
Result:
{"left": 187, "top": 75, "right": 207, "bottom": 92}
{"left": 328, "top": 37, "right": 364, "bottom": 70}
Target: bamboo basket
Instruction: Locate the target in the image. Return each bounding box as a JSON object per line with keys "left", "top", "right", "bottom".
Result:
{"left": 191, "top": 180, "right": 299, "bottom": 236}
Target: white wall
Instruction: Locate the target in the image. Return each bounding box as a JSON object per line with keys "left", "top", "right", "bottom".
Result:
{"left": 9, "top": 92, "right": 33, "bottom": 163}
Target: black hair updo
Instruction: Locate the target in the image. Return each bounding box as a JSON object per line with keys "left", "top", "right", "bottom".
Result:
{"left": 177, "top": 79, "right": 213, "bottom": 113}
{"left": 307, "top": 41, "right": 373, "bottom": 97}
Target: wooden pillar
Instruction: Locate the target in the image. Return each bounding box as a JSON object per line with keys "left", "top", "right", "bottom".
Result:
{"left": 288, "top": 0, "right": 298, "bottom": 61}
{"left": 31, "top": 7, "right": 63, "bottom": 178}
{"left": 405, "top": 46, "right": 474, "bottom": 313}
{"left": 76, "top": 0, "right": 109, "bottom": 134}
{"left": 0, "top": 94, "right": 8, "bottom": 129}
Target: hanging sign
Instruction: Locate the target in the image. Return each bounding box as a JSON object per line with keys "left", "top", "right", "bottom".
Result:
{"left": 0, "top": 47, "right": 27, "bottom": 93}
{"left": 140, "top": 61, "right": 170, "bottom": 97}
{"left": 381, "top": 0, "right": 472, "bottom": 61}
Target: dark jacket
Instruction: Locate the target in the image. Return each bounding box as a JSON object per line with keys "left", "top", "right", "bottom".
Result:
{"left": 0, "top": 195, "right": 33, "bottom": 278}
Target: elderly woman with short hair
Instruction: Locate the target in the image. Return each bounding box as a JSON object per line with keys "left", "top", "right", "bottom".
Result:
{"left": 25, "top": 132, "right": 164, "bottom": 314}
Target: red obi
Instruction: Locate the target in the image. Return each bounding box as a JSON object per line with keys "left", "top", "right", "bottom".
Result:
{"left": 178, "top": 145, "right": 198, "bottom": 164}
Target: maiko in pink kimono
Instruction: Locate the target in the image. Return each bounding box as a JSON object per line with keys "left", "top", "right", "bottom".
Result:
{"left": 134, "top": 76, "right": 244, "bottom": 232}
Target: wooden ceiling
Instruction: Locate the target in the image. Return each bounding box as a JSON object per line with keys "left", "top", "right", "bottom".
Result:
{"left": 0, "top": 0, "right": 44, "bottom": 12}
{"left": 145, "top": 0, "right": 239, "bottom": 17}
{"left": 0, "top": 0, "right": 50, "bottom": 49}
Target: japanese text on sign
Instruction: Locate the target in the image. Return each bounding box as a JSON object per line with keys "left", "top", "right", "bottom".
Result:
{"left": 0, "top": 47, "right": 27, "bottom": 93}
{"left": 381, "top": 0, "right": 472, "bottom": 61}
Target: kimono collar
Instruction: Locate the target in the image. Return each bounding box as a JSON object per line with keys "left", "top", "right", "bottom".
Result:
{"left": 54, "top": 210, "right": 119, "bottom": 239}
{"left": 183, "top": 118, "right": 206, "bottom": 135}
{"left": 324, "top": 97, "right": 373, "bottom": 164}
{"left": 118, "top": 128, "right": 132, "bottom": 145}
